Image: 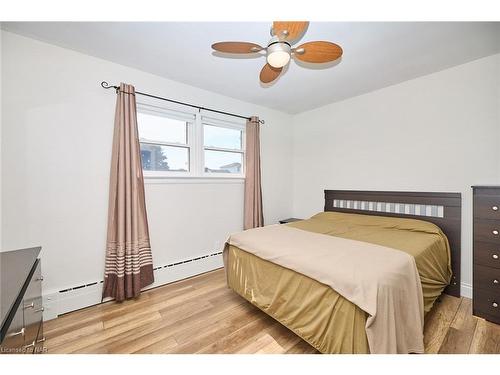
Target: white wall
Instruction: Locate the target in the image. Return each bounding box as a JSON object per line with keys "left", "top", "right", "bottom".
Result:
{"left": 291, "top": 53, "right": 500, "bottom": 296}
{"left": 1, "top": 31, "right": 293, "bottom": 297}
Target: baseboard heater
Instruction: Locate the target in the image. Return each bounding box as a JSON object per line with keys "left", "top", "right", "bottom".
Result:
{"left": 42, "top": 251, "right": 224, "bottom": 320}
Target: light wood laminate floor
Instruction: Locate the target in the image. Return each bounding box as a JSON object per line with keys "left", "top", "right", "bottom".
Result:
{"left": 44, "top": 269, "right": 500, "bottom": 354}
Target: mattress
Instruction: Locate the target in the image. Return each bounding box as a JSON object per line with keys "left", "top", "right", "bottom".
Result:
{"left": 225, "top": 211, "right": 452, "bottom": 354}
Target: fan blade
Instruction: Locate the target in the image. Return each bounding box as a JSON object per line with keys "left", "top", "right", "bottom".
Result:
{"left": 260, "top": 63, "right": 282, "bottom": 83}
{"left": 272, "top": 21, "right": 309, "bottom": 41}
{"left": 293, "top": 41, "right": 343, "bottom": 63}
{"left": 212, "top": 42, "right": 263, "bottom": 54}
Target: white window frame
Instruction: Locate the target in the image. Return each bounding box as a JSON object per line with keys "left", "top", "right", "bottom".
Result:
{"left": 137, "top": 102, "right": 246, "bottom": 180}
{"left": 138, "top": 104, "right": 195, "bottom": 178}
{"left": 201, "top": 116, "right": 246, "bottom": 179}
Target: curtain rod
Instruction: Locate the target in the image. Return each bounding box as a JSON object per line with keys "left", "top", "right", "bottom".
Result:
{"left": 100, "top": 81, "right": 264, "bottom": 124}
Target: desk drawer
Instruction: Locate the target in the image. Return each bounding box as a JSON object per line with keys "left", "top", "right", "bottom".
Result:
{"left": 22, "top": 261, "right": 43, "bottom": 353}
{"left": 33, "top": 323, "right": 45, "bottom": 354}
{"left": 1, "top": 307, "right": 24, "bottom": 353}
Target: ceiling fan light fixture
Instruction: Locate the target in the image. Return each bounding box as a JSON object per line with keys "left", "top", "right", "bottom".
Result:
{"left": 211, "top": 22, "right": 343, "bottom": 84}
{"left": 266, "top": 42, "right": 291, "bottom": 68}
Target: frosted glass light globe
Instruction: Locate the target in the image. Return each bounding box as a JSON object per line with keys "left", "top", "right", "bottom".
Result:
{"left": 267, "top": 50, "right": 291, "bottom": 68}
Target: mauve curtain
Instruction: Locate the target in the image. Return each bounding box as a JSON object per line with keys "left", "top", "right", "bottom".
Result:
{"left": 244, "top": 116, "right": 264, "bottom": 230}
{"left": 102, "top": 83, "right": 154, "bottom": 301}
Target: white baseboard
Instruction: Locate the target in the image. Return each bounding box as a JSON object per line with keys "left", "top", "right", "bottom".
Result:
{"left": 461, "top": 282, "right": 472, "bottom": 299}
{"left": 42, "top": 252, "right": 223, "bottom": 321}
{"left": 146, "top": 253, "right": 223, "bottom": 290}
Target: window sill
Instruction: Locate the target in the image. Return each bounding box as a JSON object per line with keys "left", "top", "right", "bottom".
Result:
{"left": 144, "top": 176, "right": 245, "bottom": 184}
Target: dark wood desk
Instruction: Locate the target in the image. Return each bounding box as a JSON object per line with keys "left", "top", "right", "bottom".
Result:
{"left": 0, "top": 247, "right": 44, "bottom": 354}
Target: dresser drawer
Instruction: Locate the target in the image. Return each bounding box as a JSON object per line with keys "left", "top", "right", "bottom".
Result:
{"left": 474, "top": 241, "right": 500, "bottom": 268}
{"left": 474, "top": 264, "right": 500, "bottom": 292}
{"left": 474, "top": 219, "right": 500, "bottom": 244}
{"left": 474, "top": 195, "right": 500, "bottom": 220}
{"left": 473, "top": 288, "right": 500, "bottom": 324}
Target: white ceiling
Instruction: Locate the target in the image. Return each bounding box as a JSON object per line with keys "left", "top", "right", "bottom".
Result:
{"left": 3, "top": 22, "right": 500, "bottom": 113}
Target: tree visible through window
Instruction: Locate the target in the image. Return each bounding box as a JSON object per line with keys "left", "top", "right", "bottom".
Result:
{"left": 140, "top": 146, "right": 169, "bottom": 171}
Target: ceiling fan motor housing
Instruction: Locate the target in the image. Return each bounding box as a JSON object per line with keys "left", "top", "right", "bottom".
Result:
{"left": 266, "top": 37, "right": 292, "bottom": 68}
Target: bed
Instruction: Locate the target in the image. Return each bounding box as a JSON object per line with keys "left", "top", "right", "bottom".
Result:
{"left": 224, "top": 190, "right": 461, "bottom": 354}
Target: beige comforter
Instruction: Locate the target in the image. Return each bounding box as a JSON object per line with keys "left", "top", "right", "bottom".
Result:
{"left": 224, "top": 224, "right": 425, "bottom": 354}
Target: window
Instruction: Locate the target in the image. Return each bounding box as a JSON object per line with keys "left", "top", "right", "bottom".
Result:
{"left": 137, "top": 111, "right": 193, "bottom": 176}
{"left": 137, "top": 104, "right": 245, "bottom": 179}
{"left": 203, "top": 124, "right": 244, "bottom": 175}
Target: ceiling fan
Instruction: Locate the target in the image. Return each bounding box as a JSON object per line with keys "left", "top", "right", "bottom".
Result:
{"left": 211, "top": 21, "right": 343, "bottom": 84}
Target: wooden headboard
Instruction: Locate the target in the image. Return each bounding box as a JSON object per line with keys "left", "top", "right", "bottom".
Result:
{"left": 324, "top": 190, "right": 461, "bottom": 297}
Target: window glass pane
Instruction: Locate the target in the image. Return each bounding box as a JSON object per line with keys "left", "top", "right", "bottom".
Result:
{"left": 204, "top": 150, "right": 242, "bottom": 174}
{"left": 137, "top": 112, "right": 187, "bottom": 144}
{"left": 140, "top": 144, "right": 189, "bottom": 172}
{"left": 203, "top": 124, "right": 242, "bottom": 150}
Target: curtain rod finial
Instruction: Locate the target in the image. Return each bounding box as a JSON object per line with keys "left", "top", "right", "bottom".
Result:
{"left": 101, "top": 81, "right": 119, "bottom": 92}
